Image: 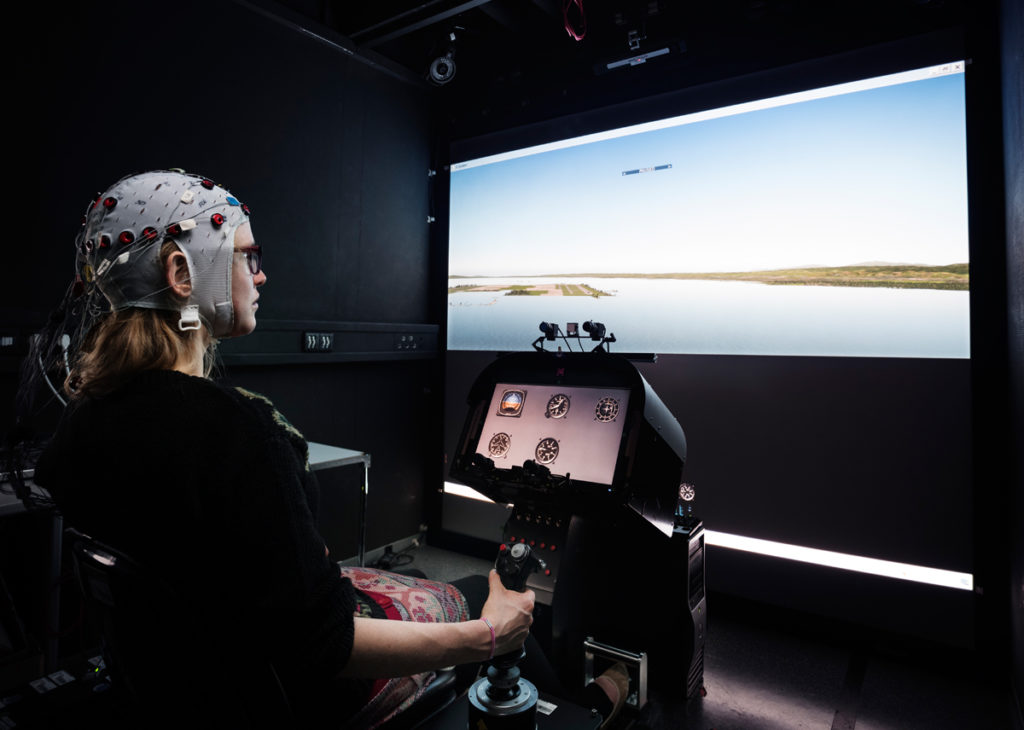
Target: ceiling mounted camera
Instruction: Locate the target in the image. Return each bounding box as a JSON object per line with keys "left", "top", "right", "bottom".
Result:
{"left": 429, "top": 52, "right": 456, "bottom": 84}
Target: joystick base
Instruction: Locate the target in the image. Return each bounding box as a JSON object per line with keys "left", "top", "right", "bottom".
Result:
{"left": 467, "top": 676, "right": 539, "bottom": 730}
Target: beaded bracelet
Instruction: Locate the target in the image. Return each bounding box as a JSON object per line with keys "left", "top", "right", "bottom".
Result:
{"left": 480, "top": 617, "right": 496, "bottom": 660}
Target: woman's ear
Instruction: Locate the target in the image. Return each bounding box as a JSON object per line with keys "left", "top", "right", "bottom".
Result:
{"left": 165, "top": 250, "right": 193, "bottom": 299}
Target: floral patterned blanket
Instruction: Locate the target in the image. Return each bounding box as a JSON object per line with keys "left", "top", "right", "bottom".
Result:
{"left": 340, "top": 566, "right": 470, "bottom": 729}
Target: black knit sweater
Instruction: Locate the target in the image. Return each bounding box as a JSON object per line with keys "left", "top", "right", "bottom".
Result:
{"left": 36, "top": 369, "right": 371, "bottom": 724}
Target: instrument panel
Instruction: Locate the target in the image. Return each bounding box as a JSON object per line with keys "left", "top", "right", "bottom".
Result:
{"left": 476, "top": 382, "right": 632, "bottom": 486}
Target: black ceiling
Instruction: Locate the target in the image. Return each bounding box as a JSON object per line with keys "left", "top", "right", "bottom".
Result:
{"left": 268, "top": 0, "right": 970, "bottom": 133}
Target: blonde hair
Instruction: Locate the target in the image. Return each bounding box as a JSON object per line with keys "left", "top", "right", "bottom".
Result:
{"left": 66, "top": 241, "right": 216, "bottom": 399}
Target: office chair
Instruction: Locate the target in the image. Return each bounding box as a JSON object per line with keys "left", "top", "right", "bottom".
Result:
{"left": 70, "top": 529, "right": 458, "bottom": 729}
{"left": 376, "top": 670, "right": 459, "bottom": 730}
{"left": 70, "top": 529, "right": 293, "bottom": 727}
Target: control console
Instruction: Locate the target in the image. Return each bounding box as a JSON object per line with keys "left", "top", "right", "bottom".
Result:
{"left": 451, "top": 351, "right": 705, "bottom": 707}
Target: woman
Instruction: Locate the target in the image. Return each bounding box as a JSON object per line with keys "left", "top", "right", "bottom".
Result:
{"left": 30, "top": 170, "right": 626, "bottom": 729}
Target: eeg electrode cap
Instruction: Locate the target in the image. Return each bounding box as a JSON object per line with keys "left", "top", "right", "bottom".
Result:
{"left": 75, "top": 170, "right": 250, "bottom": 338}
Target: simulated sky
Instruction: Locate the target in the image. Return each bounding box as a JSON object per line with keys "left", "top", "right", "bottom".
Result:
{"left": 449, "top": 71, "right": 968, "bottom": 276}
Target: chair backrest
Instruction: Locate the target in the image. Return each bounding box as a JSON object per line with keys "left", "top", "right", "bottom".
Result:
{"left": 69, "top": 529, "right": 293, "bottom": 728}
{"left": 376, "top": 669, "right": 459, "bottom": 730}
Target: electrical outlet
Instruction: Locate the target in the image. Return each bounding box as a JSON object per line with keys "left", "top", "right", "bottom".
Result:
{"left": 395, "top": 333, "right": 422, "bottom": 351}
{"left": 303, "top": 332, "right": 334, "bottom": 353}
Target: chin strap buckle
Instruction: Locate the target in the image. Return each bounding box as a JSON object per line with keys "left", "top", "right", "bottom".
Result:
{"left": 178, "top": 305, "right": 201, "bottom": 331}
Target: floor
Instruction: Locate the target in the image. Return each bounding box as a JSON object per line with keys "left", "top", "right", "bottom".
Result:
{"left": 385, "top": 543, "right": 1017, "bottom": 730}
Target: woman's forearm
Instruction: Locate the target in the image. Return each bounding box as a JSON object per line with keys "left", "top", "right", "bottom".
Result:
{"left": 339, "top": 616, "right": 493, "bottom": 678}
{"left": 339, "top": 571, "right": 534, "bottom": 680}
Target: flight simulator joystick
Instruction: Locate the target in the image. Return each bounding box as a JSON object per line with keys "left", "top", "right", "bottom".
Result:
{"left": 467, "top": 543, "right": 547, "bottom": 729}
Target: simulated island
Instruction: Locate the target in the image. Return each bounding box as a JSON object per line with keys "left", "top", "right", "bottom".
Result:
{"left": 448, "top": 282, "right": 612, "bottom": 297}
{"left": 449, "top": 264, "right": 969, "bottom": 294}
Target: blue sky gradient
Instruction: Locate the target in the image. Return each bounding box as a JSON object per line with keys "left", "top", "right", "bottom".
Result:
{"left": 450, "top": 72, "right": 968, "bottom": 276}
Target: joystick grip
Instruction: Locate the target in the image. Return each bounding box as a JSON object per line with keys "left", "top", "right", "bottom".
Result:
{"left": 495, "top": 542, "right": 545, "bottom": 592}
{"left": 468, "top": 542, "right": 544, "bottom": 724}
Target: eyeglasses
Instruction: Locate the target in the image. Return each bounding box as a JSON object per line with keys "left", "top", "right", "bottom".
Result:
{"left": 235, "top": 245, "right": 262, "bottom": 276}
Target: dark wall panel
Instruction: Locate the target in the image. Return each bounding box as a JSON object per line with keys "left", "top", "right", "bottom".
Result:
{"left": 6, "top": 0, "right": 437, "bottom": 555}
{"left": 11, "top": 0, "right": 431, "bottom": 328}
{"left": 328, "top": 59, "right": 433, "bottom": 324}
{"left": 634, "top": 355, "right": 973, "bottom": 570}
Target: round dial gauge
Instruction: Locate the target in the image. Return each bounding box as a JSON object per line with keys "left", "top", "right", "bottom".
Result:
{"left": 535, "top": 437, "right": 559, "bottom": 465}
{"left": 545, "top": 393, "right": 571, "bottom": 419}
{"left": 488, "top": 432, "right": 511, "bottom": 458}
{"left": 595, "top": 397, "right": 619, "bottom": 423}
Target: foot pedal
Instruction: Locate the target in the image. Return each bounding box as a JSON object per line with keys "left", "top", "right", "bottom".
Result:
{"left": 583, "top": 637, "right": 648, "bottom": 709}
